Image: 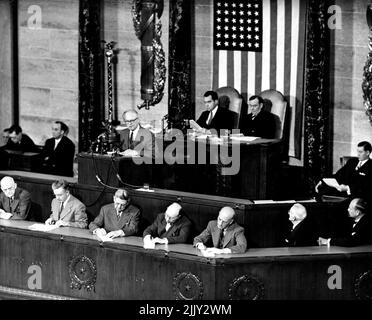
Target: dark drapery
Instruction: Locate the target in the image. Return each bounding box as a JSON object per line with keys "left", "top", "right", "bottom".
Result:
{"left": 79, "top": 0, "right": 103, "bottom": 152}
{"left": 304, "top": 0, "right": 329, "bottom": 193}
{"left": 168, "top": 0, "right": 193, "bottom": 129}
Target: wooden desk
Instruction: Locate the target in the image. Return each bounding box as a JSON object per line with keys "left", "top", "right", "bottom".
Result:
{"left": 2, "top": 149, "right": 41, "bottom": 172}
{"left": 77, "top": 137, "right": 282, "bottom": 200}
{"left": 0, "top": 170, "right": 348, "bottom": 248}
{"left": 1, "top": 220, "right": 372, "bottom": 300}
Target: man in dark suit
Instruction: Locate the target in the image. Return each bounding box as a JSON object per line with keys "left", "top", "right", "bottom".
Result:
{"left": 239, "top": 95, "right": 276, "bottom": 138}
{"left": 284, "top": 203, "right": 318, "bottom": 247}
{"left": 45, "top": 179, "right": 87, "bottom": 229}
{"left": 40, "top": 121, "right": 75, "bottom": 177}
{"left": 193, "top": 206, "right": 247, "bottom": 254}
{"left": 196, "top": 90, "right": 234, "bottom": 133}
{"left": 119, "top": 109, "right": 157, "bottom": 159}
{"left": 318, "top": 198, "right": 372, "bottom": 247}
{"left": 143, "top": 202, "right": 192, "bottom": 244}
{"left": 5, "top": 124, "right": 37, "bottom": 152}
{"left": 0, "top": 176, "right": 31, "bottom": 220}
{"left": 315, "top": 141, "right": 372, "bottom": 201}
{"left": 89, "top": 188, "right": 140, "bottom": 239}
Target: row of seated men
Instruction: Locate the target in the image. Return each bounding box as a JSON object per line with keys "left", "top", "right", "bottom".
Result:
{"left": 1, "top": 175, "right": 372, "bottom": 253}
{"left": 0, "top": 122, "right": 75, "bottom": 177}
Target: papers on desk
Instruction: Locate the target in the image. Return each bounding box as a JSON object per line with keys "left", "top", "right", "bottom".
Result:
{"left": 230, "top": 136, "right": 259, "bottom": 142}
{"left": 28, "top": 223, "right": 59, "bottom": 232}
{"left": 200, "top": 249, "right": 216, "bottom": 258}
{"left": 96, "top": 234, "right": 113, "bottom": 242}
{"left": 143, "top": 237, "right": 156, "bottom": 249}
{"left": 322, "top": 178, "right": 340, "bottom": 189}
{"left": 0, "top": 210, "right": 13, "bottom": 220}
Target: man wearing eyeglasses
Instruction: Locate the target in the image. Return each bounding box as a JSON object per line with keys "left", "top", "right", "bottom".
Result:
{"left": 89, "top": 188, "right": 140, "bottom": 239}
{"left": 0, "top": 176, "right": 31, "bottom": 220}
{"left": 119, "top": 109, "right": 157, "bottom": 158}
{"left": 143, "top": 202, "right": 192, "bottom": 245}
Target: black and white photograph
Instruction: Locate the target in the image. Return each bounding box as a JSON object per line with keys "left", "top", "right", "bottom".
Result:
{"left": 1, "top": 0, "right": 372, "bottom": 308}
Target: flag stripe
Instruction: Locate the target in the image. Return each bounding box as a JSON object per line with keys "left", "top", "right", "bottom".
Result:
{"left": 213, "top": 49, "right": 220, "bottom": 90}
{"left": 218, "top": 50, "right": 228, "bottom": 87}
{"left": 227, "top": 50, "right": 234, "bottom": 86}
{"left": 284, "top": 0, "right": 292, "bottom": 99}
{"left": 234, "top": 51, "right": 242, "bottom": 92}
{"left": 276, "top": 0, "right": 285, "bottom": 94}
{"left": 262, "top": 0, "right": 271, "bottom": 91}
{"left": 247, "top": 52, "right": 256, "bottom": 97}
{"left": 294, "top": 0, "right": 307, "bottom": 158}
{"left": 269, "top": 0, "right": 277, "bottom": 90}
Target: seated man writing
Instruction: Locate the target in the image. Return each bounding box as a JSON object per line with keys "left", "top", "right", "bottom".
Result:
{"left": 143, "top": 202, "right": 192, "bottom": 245}
{"left": 89, "top": 188, "right": 140, "bottom": 239}
{"left": 193, "top": 206, "right": 247, "bottom": 254}
{"left": 45, "top": 179, "right": 87, "bottom": 228}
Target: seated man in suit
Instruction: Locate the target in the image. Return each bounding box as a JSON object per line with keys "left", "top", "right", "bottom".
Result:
{"left": 40, "top": 121, "right": 75, "bottom": 177}
{"left": 318, "top": 198, "right": 372, "bottom": 247}
{"left": 119, "top": 109, "right": 157, "bottom": 159}
{"left": 196, "top": 90, "right": 234, "bottom": 134}
{"left": 284, "top": 203, "right": 318, "bottom": 247}
{"left": 0, "top": 176, "right": 31, "bottom": 220}
{"left": 1, "top": 128, "right": 10, "bottom": 147}
{"left": 193, "top": 206, "right": 247, "bottom": 254}
{"left": 143, "top": 202, "right": 192, "bottom": 245}
{"left": 5, "top": 124, "right": 37, "bottom": 152}
{"left": 315, "top": 141, "right": 372, "bottom": 202}
{"left": 239, "top": 95, "right": 276, "bottom": 138}
{"left": 45, "top": 179, "right": 87, "bottom": 228}
{"left": 89, "top": 188, "right": 140, "bottom": 239}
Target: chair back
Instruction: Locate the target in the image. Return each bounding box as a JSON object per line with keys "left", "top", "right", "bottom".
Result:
{"left": 216, "top": 86, "right": 243, "bottom": 129}
{"left": 260, "top": 89, "right": 287, "bottom": 139}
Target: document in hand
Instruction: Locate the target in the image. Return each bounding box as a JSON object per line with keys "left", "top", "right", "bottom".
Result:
{"left": 189, "top": 120, "right": 203, "bottom": 132}
{"left": 322, "top": 178, "right": 340, "bottom": 189}
{"left": 28, "top": 223, "right": 59, "bottom": 232}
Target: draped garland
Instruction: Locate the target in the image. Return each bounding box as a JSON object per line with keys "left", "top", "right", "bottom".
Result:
{"left": 362, "top": 4, "right": 372, "bottom": 125}
{"left": 304, "top": 0, "right": 329, "bottom": 193}
{"left": 78, "top": 0, "right": 103, "bottom": 152}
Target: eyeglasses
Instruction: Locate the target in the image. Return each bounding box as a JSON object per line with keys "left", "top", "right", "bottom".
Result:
{"left": 124, "top": 118, "right": 138, "bottom": 124}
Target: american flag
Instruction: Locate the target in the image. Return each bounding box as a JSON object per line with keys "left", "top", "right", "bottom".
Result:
{"left": 212, "top": 0, "right": 307, "bottom": 158}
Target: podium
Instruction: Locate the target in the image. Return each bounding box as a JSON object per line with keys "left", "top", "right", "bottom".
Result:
{"left": 77, "top": 136, "right": 282, "bottom": 200}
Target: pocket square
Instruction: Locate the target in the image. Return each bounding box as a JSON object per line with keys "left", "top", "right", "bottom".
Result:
{"left": 352, "top": 232, "right": 356, "bottom": 236}
{"left": 359, "top": 172, "right": 366, "bottom": 176}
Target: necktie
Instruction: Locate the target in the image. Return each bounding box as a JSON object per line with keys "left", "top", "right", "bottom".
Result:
{"left": 117, "top": 211, "right": 122, "bottom": 219}
{"left": 206, "top": 111, "right": 213, "bottom": 126}
{"left": 58, "top": 202, "right": 64, "bottom": 220}
{"left": 129, "top": 131, "right": 134, "bottom": 149}
{"left": 9, "top": 197, "right": 14, "bottom": 212}
{"left": 355, "top": 161, "right": 363, "bottom": 170}
{"left": 165, "top": 222, "right": 172, "bottom": 232}
{"left": 217, "top": 229, "right": 225, "bottom": 249}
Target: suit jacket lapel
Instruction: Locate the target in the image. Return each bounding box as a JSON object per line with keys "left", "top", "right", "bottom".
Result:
{"left": 212, "top": 226, "right": 221, "bottom": 247}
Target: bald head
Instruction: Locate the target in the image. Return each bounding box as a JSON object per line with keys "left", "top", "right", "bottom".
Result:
{"left": 165, "top": 202, "right": 182, "bottom": 224}
{"left": 288, "top": 203, "right": 307, "bottom": 223}
{"left": 217, "top": 206, "right": 235, "bottom": 229}
{"left": 348, "top": 198, "right": 367, "bottom": 219}
{"left": 0, "top": 176, "right": 17, "bottom": 198}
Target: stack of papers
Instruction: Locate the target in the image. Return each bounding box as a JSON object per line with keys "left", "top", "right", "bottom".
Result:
{"left": 230, "top": 136, "right": 259, "bottom": 142}
{"left": 96, "top": 234, "right": 113, "bottom": 242}
{"left": 28, "top": 223, "right": 59, "bottom": 232}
